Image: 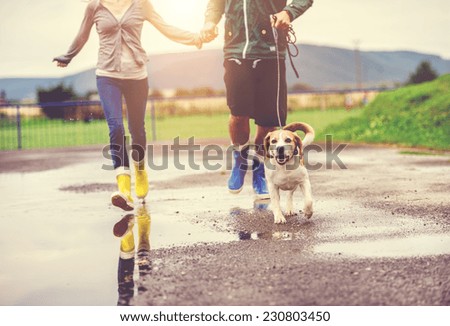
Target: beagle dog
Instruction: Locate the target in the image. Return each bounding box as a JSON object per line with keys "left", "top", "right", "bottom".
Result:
{"left": 264, "top": 122, "right": 315, "bottom": 224}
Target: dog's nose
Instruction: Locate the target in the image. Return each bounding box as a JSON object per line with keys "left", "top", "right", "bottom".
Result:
{"left": 277, "top": 146, "right": 285, "bottom": 156}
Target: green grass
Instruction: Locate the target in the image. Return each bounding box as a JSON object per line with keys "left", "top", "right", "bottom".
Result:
{"left": 328, "top": 74, "right": 450, "bottom": 150}
{"left": 0, "top": 117, "right": 109, "bottom": 150}
{"left": 153, "top": 108, "right": 362, "bottom": 141}
{"left": 0, "top": 108, "right": 361, "bottom": 150}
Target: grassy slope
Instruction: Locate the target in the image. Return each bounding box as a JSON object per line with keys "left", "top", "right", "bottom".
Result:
{"left": 329, "top": 74, "right": 450, "bottom": 150}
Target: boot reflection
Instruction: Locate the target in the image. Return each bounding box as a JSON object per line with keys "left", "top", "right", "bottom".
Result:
{"left": 115, "top": 203, "right": 152, "bottom": 306}
{"left": 136, "top": 204, "right": 151, "bottom": 295}
{"left": 233, "top": 199, "right": 271, "bottom": 240}
{"left": 253, "top": 198, "right": 270, "bottom": 211}
{"left": 117, "top": 216, "right": 135, "bottom": 306}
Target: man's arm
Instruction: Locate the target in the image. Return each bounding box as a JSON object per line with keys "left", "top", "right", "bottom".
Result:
{"left": 204, "top": 0, "right": 225, "bottom": 25}
{"left": 283, "top": 0, "right": 314, "bottom": 21}
{"left": 201, "top": 0, "right": 225, "bottom": 42}
{"left": 272, "top": 0, "right": 313, "bottom": 30}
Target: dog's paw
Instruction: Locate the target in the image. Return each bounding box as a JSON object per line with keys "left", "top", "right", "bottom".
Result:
{"left": 285, "top": 209, "right": 296, "bottom": 217}
{"left": 274, "top": 213, "right": 287, "bottom": 224}
{"left": 303, "top": 202, "right": 313, "bottom": 219}
{"left": 303, "top": 207, "right": 313, "bottom": 219}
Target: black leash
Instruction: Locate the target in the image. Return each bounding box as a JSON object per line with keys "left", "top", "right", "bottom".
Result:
{"left": 285, "top": 25, "right": 300, "bottom": 78}
{"left": 271, "top": 16, "right": 301, "bottom": 129}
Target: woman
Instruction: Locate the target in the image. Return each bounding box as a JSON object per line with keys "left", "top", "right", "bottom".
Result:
{"left": 54, "top": 0, "right": 202, "bottom": 211}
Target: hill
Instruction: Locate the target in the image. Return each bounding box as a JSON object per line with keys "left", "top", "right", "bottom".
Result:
{"left": 1, "top": 44, "right": 449, "bottom": 101}
{"left": 328, "top": 74, "right": 450, "bottom": 150}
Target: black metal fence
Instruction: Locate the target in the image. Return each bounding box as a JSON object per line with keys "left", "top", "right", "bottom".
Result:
{"left": 0, "top": 100, "right": 161, "bottom": 151}
{"left": 0, "top": 94, "right": 235, "bottom": 150}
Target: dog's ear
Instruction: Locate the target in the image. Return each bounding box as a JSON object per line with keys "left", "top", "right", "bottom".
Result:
{"left": 264, "top": 133, "right": 272, "bottom": 158}
{"left": 293, "top": 134, "right": 303, "bottom": 156}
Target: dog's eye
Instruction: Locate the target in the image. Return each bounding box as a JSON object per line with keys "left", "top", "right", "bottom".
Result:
{"left": 285, "top": 138, "right": 292, "bottom": 143}
{"left": 271, "top": 139, "right": 277, "bottom": 144}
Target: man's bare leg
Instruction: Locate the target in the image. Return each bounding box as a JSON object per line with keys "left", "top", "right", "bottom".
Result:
{"left": 229, "top": 114, "right": 250, "bottom": 145}
{"left": 255, "top": 125, "right": 277, "bottom": 156}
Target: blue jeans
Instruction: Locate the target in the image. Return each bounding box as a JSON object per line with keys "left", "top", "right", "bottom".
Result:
{"left": 96, "top": 76, "right": 149, "bottom": 169}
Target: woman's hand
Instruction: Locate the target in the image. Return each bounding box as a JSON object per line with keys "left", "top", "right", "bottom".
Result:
{"left": 194, "top": 35, "right": 203, "bottom": 49}
{"left": 53, "top": 57, "right": 70, "bottom": 68}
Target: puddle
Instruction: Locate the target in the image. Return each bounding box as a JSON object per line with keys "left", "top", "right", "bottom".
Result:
{"left": 315, "top": 234, "right": 450, "bottom": 258}
{"left": 0, "top": 166, "right": 237, "bottom": 305}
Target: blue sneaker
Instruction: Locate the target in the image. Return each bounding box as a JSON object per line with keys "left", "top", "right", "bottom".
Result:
{"left": 252, "top": 159, "right": 270, "bottom": 199}
{"left": 228, "top": 149, "right": 248, "bottom": 193}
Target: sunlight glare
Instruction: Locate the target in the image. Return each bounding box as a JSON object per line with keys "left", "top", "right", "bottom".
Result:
{"left": 152, "top": 0, "right": 207, "bottom": 31}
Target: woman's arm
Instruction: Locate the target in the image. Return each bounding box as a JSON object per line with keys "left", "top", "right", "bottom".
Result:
{"left": 143, "top": 0, "right": 202, "bottom": 48}
{"left": 53, "top": 2, "right": 96, "bottom": 66}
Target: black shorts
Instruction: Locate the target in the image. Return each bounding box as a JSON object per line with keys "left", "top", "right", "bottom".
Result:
{"left": 224, "top": 58, "right": 287, "bottom": 127}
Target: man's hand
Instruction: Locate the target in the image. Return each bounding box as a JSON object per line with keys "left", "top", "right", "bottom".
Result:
{"left": 271, "top": 11, "right": 291, "bottom": 30}
{"left": 200, "top": 22, "right": 218, "bottom": 43}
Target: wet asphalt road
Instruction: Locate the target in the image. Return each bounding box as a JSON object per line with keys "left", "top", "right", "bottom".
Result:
{"left": 0, "top": 142, "right": 449, "bottom": 305}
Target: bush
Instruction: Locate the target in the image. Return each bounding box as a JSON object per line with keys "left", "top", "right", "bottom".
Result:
{"left": 37, "top": 83, "right": 104, "bottom": 121}
{"left": 37, "top": 83, "right": 77, "bottom": 119}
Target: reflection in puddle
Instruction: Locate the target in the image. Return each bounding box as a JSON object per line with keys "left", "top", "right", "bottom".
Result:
{"left": 239, "top": 231, "right": 310, "bottom": 241}
{"left": 116, "top": 204, "right": 151, "bottom": 306}
{"left": 315, "top": 234, "right": 450, "bottom": 258}
{"left": 233, "top": 199, "right": 317, "bottom": 248}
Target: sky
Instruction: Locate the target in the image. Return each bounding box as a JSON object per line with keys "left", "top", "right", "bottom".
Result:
{"left": 0, "top": 0, "right": 449, "bottom": 78}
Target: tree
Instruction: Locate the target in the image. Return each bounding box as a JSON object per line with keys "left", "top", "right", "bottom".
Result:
{"left": 148, "top": 89, "right": 164, "bottom": 99}
{"left": 37, "top": 83, "right": 77, "bottom": 119}
{"left": 406, "top": 61, "right": 438, "bottom": 85}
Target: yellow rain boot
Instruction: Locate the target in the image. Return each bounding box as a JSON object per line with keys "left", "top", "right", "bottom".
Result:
{"left": 133, "top": 159, "right": 149, "bottom": 200}
{"left": 111, "top": 168, "right": 134, "bottom": 211}
{"left": 119, "top": 228, "right": 135, "bottom": 259}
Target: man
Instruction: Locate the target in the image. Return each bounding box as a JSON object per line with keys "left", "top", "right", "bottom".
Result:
{"left": 201, "top": 0, "right": 314, "bottom": 199}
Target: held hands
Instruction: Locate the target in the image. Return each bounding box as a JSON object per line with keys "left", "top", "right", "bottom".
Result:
{"left": 200, "top": 22, "right": 218, "bottom": 43}
{"left": 271, "top": 11, "right": 291, "bottom": 30}
{"left": 194, "top": 35, "right": 203, "bottom": 49}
